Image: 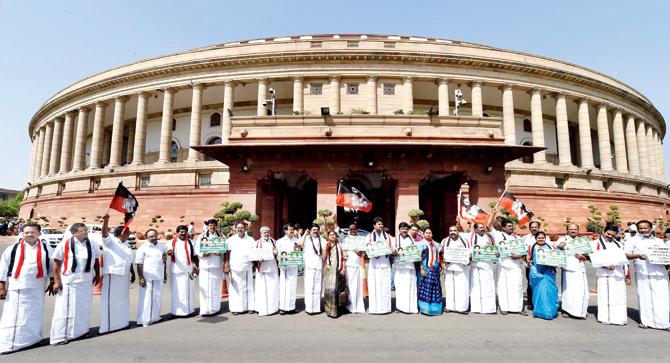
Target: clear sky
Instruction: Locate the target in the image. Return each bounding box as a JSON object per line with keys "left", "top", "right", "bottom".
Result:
{"left": 1, "top": 0, "right": 669, "bottom": 190}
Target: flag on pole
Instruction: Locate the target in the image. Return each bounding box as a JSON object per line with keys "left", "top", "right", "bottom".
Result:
{"left": 109, "top": 182, "right": 139, "bottom": 227}
{"left": 336, "top": 182, "right": 373, "bottom": 213}
{"left": 497, "top": 191, "right": 533, "bottom": 225}
{"left": 458, "top": 192, "right": 489, "bottom": 224}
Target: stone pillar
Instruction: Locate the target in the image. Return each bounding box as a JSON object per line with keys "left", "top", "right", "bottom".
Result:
{"left": 72, "top": 107, "right": 89, "bottom": 171}
{"left": 257, "top": 78, "right": 267, "bottom": 116}
{"left": 126, "top": 122, "right": 135, "bottom": 164}
{"left": 187, "top": 83, "right": 205, "bottom": 162}
{"left": 502, "top": 85, "right": 516, "bottom": 145}
{"left": 596, "top": 104, "right": 613, "bottom": 171}
{"left": 89, "top": 102, "right": 106, "bottom": 169}
{"left": 646, "top": 125, "right": 658, "bottom": 179}
{"left": 292, "top": 77, "right": 304, "bottom": 114}
{"left": 222, "top": 81, "right": 234, "bottom": 144}
{"left": 611, "top": 110, "right": 628, "bottom": 173}
{"left": 636, "top": 120, "right": 650, "bottom": 177}
{"left": 48, "top": 118, "right": 64, "bottom": 175}
{"left": 34, "top": 128, "right": 46, "bottom": 180}
{"left": 41, "top": 122, "right": 53, "bottom": 177}
{"left": 157, "top": 88, "right": 175, "bottom": 163}
{"left": 658, "top": 135, "right": 666, "bottom": 181}
{"left": 652, "top": 131, "right": 662, "bottom": 180}
{"left": 28, "top": 134, "right": 38, "bottom": 182}
{"left": 529, "top": 89, "right": 546, "bottom": 163}
{"left": 402, "top": 77, "right": 413, "bottom": 113}
{"left": 471, "top": 81, "right": 483, "bottom": 117}
{"left": 577, "top": 99, "right": 594, "bottom": 168}
{"left": 132, "top": 92, "right": 149, "bottom": 165}
{"left": 395, "top": 176, "right": 420, "bottom": 232}
{"left": 625, "top": 115, "right": 640, "bottom": 175}
{"left": 59, "top": 111, "right": 75, "bottom": 173}
{"left": 329, "top": 76, "right": 340, "bottom": 114}
{"left": 555, "top": 94, "right": 572, "bottom": 166}
{"left": 438, "top": 79, "right": 449, "bottom": 116}
{"left": 102, "top": 131, "right": 112, "bottom": 166}
{"left": 109, "top": 96, "right": 128, "bottom": 167}
{"left": 316, "top": 173, "right": 338, "bottom": 215}
{"left": 366, "top": 76, "right": 377, "bottom": 114}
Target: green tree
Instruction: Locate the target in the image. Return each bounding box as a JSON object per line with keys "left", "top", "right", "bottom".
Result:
{"left": 0, "top": 193, "right": 23, "bottom": 218}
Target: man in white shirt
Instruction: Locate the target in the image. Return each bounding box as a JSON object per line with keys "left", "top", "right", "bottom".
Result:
{"left": 492, "top": 218, "right": 527, "bottom": 316}
{"left": 298, "top": 223, "right": 324, "bottom": 314}
{"left": 366, "top": 217, "right": 394, "bottom": 314}
{"left": 522, "top": 221, "right": 540, "bottom": 310}
{"left": 167, "top": 225, "right": 199, "bottom": 317}
{"left": 344, "top": 224, "right": 365, "bottom": 314}
{"left": 0, "top": 223, "right": 53, "bottom": 353}
{"left": 276, "top": 223, "right": 298, "bottom": 314}
{"left": 625, "top": 220, "right": 670, "bottom": 330}
{"left": 394, "top": 222, "right": 418, "bottom": 314}
{"left": 196, "top": 219, "right": 224, "bottom": 316}
{"left": 254, "top": 226, "right": 279, "bottom": 316}
{"left": 135, "top": 229, "right": 167, "bottom": 327}
{"left": 224, "top": 222, "right": 256, "bottom": 314}
{"left": 555, "top": 223, "right": 589, "bottom": 319}
{"left": 99, "top": 214, "right": 135, "bottom": 334}
{"left": 595, "top": 225, "right": 630, "bottom": 325}
{"left": 50, "top": 223, "right": 101, "bottom": 345}
{"left": 463, "top": 222, "right": 496, "bottom": 314}
{"left": 441, "top": 225, "right": 470, "bottom": 313}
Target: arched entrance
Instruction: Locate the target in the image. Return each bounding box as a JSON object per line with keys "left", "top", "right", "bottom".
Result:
{"left": 419, "top": 172, "right": 468, "bottom": 239}
{"left": 336, "top": 171, "right": 397, "bottom": 234}
{"left": 257, "top": 172, "right": 317, "bottom": 234}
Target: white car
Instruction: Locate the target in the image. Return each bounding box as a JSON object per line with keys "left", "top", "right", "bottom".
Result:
{"left": 41, "top": 228, "right": 64, "bottom": 249}
{"left": 86, "top": 223, "right": 136, "bottom": 249}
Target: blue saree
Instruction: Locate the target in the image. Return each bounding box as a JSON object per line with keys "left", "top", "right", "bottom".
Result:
{"left": 417, "top": 240, "right": 443, "bottom": 315}
{"left": 529, "top": 243, "right": 559, "bottom": 320}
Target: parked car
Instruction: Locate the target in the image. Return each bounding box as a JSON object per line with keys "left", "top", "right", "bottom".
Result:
{"left": 85, "top": 223, "right": 136, "bottom": 249}
{"left": 41, "top": 228, "right": 64, "bottom": 249}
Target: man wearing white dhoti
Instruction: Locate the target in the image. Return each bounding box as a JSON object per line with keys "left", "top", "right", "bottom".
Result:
{"left": 366, "top": 217, "right": 394, "bottom": 314}
{"left": 555, "top": 223, "right": 589, "bottom": 319}
{"left": 276, "top": 223, "right": 298, "bottom": 314}
{"left": 344, "top": 224, "right": 365, "bottom": 314}
{"left": 0, "top": 223, "right": 53, "bottom": 353}
{"left": 441, "top": 225, "right": 470, "bottom": 313}
{"left": 625, "top": 220, "right": 670, "bottom": 330}
{"left": 298, "top": 223, "right": 324, "bottom": 314}
{"left": 135, "top": 229, "right": 167, "bottom": 327}
{"left": 394, "top": 222, "right": 417, "bottom": 314}
{"left": 522, "top": 221, "right": 540, "bottom": 310}
{"left": 465, "top": 222, "right": 496, "bottom": 314}
{"left": 254, "top": 226, "right": 280, "bottom": 316}
{"left": 493, "top": 219, "right": 527, "bottom": 316}
{"left": 224, "top": 222, "right": 256, "bottom": 314}
{"left": 167, "top": 225, "right": 199, "bottom": 317}
{"left": 99, "top": 214, "right": 135, "bottom": 334}
{"left": 196, "top": 219, "right": 224, "bottom": 316}
{"left": 50, "top": 223, "right": 101, "bottom": 345}
{"left": 595, "top": 225, "right": 630, "bottom": 325}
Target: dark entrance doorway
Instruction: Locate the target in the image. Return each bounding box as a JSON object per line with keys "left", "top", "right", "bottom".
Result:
{"left": 419, "top": 172, "right": 466, "bottom": 239}
{"left": 336, "top": 172, "right": 397, "bottom": 234}
{"left": 257, "top": 172, "right": 317, "bottom": 235}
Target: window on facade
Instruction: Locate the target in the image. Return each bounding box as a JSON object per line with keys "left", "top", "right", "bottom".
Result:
{"left": 36, "top": 186, "right": 42, "bottom": 197}
{"left": 170, "top": 140, "right": 179, "bottom": 162}
{"left": 89, "top": 179, "right": 101, "bottom": 193}
{"left": 383, "top": 42, "right": 396, "bottom": 48}
{"left": 347, "top": 41, "right": 359, "bottom": 48}
{"left": 346, "top": 83, "right": 359, "bottom": 95}
{"left": 383, "top": 83, "right": 396, "bottom": 95}
{"left": 523, "top": 119, "right": 532, "bottom": 132}
{"left": 555, "top": 177, "right": 565, "bottom": 189}
{"left": 205, "top": 137, "right": 221, "bottom": 161}
{"left": 140, "top": 176, "right": 150, "bottom": 189}
{"left": 310, "top": 83, "right": 323, "bottom": 96}
{"left": 199, "top": 174, "right": 212, "bottom": 187}
{"left": 56, "top": 183, "right": 65, "bottom": 196}
{"left": 172, "top": 118, "right": 177, "bottom": 131}
{"left": 310, "top": 42, "right": 322, "bottom": 48}
{"left": 210, "top": 112, "right": 221, "bottom": 127}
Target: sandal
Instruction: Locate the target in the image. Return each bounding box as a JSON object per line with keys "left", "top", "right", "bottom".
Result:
{"left": 561, "top": 312, "right": 570, "bottom": 318}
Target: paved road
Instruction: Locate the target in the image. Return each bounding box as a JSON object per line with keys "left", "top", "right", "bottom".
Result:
{"left": 1, "top": 240, "right": 668, "bottom": 362}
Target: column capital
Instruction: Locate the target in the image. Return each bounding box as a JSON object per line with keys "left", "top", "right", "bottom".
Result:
{"left": 328, "top": 75, "right": 340, "bottom": 81}
{"left": 78, "top": 106, "right": 90, "bottom": 113}
{"left": 161, "top": 87, "right": 176, "bottom": 95}
{"left": 526, "top": 88, "right": 543, "bottom": 96}
{"left": 597, "top": 102, "right": 608, "bottom": 110}
{"left": 366, "top": 75, "right": 377, "bottom": 81}
{"left": 115, "top": 95, "right": 130, "bottom": 103}
{"left": 292, "top": 76, "right": 304, "bottom": 82}
{"left": 551, "top": 92, "right": 566, "bottom": 100}
{"left": 137, "top": 91, "right": 152, "bottom": 98}
{"left": 54, "top": 116, "right": 65, "bottom": 123}
{"left": 191, "top": 83, "right": 206, "bottom": 91}
{"left": 257, "top": 77, "right": 269, "bottom": 84}
{"left": 498, "top": 83, "right": 514, "bottom": 92}
{"left": 577, "top": 97, "right": 590, "bottom": 105}
{"left": 95, "top": 100, "right": 108, "bottom": 108}
{"left": 437, "top": 78, "right": 449, "bottom": 85}
{"left": 469, "top": 80, "right": 483, "bottom": 88}
{"left": 223, "top": 80, "right": 236, "bottom": 87}
{"left": 65, "top": 110, "right": 78, "bottom": 116}
{"left": 402, "top": 76, "right": 413, "bottom": 83}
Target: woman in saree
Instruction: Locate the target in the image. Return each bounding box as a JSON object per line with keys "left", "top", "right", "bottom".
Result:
{"left": 417, "top": 228, "right": 443, "bottom": 315}
{"left": 322, "top": 230, "right": 347, "bottom": 318}
{"left": 527, "top": 231, "right": 559, "bottom": 320}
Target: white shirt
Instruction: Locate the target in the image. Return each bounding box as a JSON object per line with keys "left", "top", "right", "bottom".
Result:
{"left": 256, "top": 237, "right": 278, "bottom": 273}
{"left": 556, "top": 235, "right": 585, "bottom": 272}
{"left": 442, "top": 236, "right": 469, "bottom": 272}
{"left": 367, "top": 230, "right": 394, "bottom": 269}
{"left": 196, "top": 231, "right": 223, "bottom": 270}
{"left": 168, "top": 238, "right": 195, "bottom": 274}
{"left": 522, "top": 233, "right": 536, "bottom": 248}
{"left": 227, "top": 233, "right": 255, "bottom": 271}
{"left": 593, "top": 238, "right": 626, "bottom": 278}
{"left": 0, "top": 239, "right": 50, "bottom": 290}
{"left": 135, "top": 242, "right": 167, "bottom": 281}
{"left": 395, "top": 234, "right": 416, "bottom": 270}
{"left": 464, "top": 232, "right": 494, "bottom": 270}
{"left": 52, "top": 237, "right": 101, "bottom": 284}
{"left": 493, "top": 230, "right": 522, "bottom": 269}
{"left": 303, "top": 235, "right": 323, "bottom": 270}
{"left": 101, "top": 236, "right": 134, "bottom": 276}
{"left": 625, "top": 234, "right": 667, "bottom": 276}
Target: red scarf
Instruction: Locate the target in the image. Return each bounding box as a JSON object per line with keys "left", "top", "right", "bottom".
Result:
{"left": 425, "top": 239, "right": 438, "bottom": 267}
{"left": 14, "top": 239, "right": 44, "bottom": 279}
{"left": 256, "top": 237, "right": 276, "bottom": 271}
{"left": 63, "top": 239, "right": 70, "bottom": 275}
{"left": 172, "top": 238, "right": 191, "bottom": 265}
{"left": 325, "top": 242, "right": 344, "bottom": 273}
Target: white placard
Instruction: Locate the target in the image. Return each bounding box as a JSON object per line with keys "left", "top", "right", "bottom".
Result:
{"left": 248, "top": 247, "right": 275, "bottom": 261}
{"left": 647, "top": 245, "right": 670, "bottom": 265}
{"left": 443, "top": 246, "right": 470, "bottom": 265}
{"left": 589, "top": 247, "right": 629, "bottom": 268}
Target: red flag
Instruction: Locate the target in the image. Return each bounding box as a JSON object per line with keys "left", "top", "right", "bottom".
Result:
{"left": 498, "top": 191, "right": 533, "bottom": 226}
{"left": 109, "top": 183, "right": 139, "bottom": 227}
{"left": 458, "top": 193, "right": 489, "bottom": 224}
{"left": 336, "top": 183, "right": 373, "bottom": 213}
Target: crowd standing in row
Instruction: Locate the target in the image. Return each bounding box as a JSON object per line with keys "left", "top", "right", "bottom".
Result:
{"left": 0, "top": 215, "right": 668, "bottom": 354}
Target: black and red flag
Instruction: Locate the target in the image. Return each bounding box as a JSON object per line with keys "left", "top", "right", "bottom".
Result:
{"left": 458, "top": 192, "right": 489, "bottom": 225}
{"left": 109, "top": 182, "right": 139, "bottom": 227}
{"left": 335, "top": 181, "right": 373, "bottom": 213}
{"left": 497, "top": 190, "right": 533, "bottom": 226}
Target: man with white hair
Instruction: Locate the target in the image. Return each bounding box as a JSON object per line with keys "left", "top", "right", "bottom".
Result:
{"left": 276, "top": 223, "right": 299, "bottom": 314}
{"left": 167, "top": 225, "right": 199, "bottom": 317}
{"left": 225, "top": 222, "right": 256, "bottom": 314}
{"left": 135, "top": 228, "right": 167, "bottom": 327}
{"left": 556, "top": 223, "right": 589, "bottom": 319}
{"left": 254, "top": 226, "right": 279, "bottom": 316}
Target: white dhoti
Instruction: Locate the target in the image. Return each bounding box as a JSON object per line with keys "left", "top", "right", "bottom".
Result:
{"left": 444, "top": 268, "right": 470, "bottom": 313}
{"left": 99, "top": 273, "right": 130, "bottom": 334}
{"left": 50, "top": 281, "right": 93, "bottom": 344}
{"left": 198, "top": 268, "right": 222, "bottom": 316}
{"left": 470, "top": 266, "right": 496, "bottom": 314}
{"left": 303, "top": 267, "right": 322, "bottom": 314}
{"left": 346, "top": 266, "right": 365, "bottom": 313}
{"left": 367, "top": 266, "right": 392, "bottom": 314}
{"left": 170, "top": 272, "right": 195, "bottom": 316}
{"left": 497, "top": 266, "right": 523, "bottom": 313}
{"left": 279, "top": 267, "right": 298, "bottom": 312}
{"left": 635, "top": 273, "right": 670, "bottom": 329}
{"left": 229, "top": 269, "right": 255, "bottom": 313}
{"left": 597, "top": 275, "right": 627, "bottom": 325}
{"left": 0, "top": 288, "right": 44, "bottom": 353}
{"left": 137, "top": 279, "right": 163, "bottom": 327}
{"left": 561, "top": 270, "right": 589, "bottom": 318}
{"left": 394, "top": 268, "right": 418, "bottom": 313}
{"left": 255, "top": 270, "right": 279, "bottom": 316}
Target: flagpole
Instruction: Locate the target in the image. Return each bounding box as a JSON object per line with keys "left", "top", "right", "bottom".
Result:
{"left": 493, "top": 187, "right": 508, "bottom": 211}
